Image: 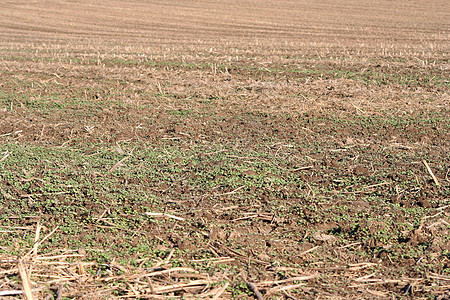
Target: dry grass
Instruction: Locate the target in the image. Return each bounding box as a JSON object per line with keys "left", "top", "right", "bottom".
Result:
{"left": 0, "top": 224, "right": 327, "bottom": 298}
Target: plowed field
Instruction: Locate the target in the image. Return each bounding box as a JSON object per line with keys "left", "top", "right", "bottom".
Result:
{"left": 0, "top": 0, "right": 449, "bottom": 299}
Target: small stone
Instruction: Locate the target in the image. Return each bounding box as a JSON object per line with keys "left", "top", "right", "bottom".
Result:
{"left": 416, "top": 197, "right": 431, "bottom": 208}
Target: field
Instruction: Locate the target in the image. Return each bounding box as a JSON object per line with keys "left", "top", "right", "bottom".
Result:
{"left": 0, "top": 0, "right": 449, "bottom": 298}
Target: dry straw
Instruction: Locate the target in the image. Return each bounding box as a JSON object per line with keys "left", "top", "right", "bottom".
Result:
{"left": 0, "top": 223, "right": 323, "bottom": 298}
{"left": 423, "top": 160, "right": 440, "bottom": 186}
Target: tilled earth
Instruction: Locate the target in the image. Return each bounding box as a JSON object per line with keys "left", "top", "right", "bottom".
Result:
{"left": 0, "top": 0, "right": 449, "bottom": 299}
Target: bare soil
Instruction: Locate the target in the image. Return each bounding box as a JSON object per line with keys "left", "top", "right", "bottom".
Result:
{"left": 0, "top": 0, "right": 449, "bottom": 299}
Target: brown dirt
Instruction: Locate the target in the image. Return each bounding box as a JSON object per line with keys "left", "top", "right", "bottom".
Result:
{"left": 0, "top": 0, "right": 449, "bottom": 299}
